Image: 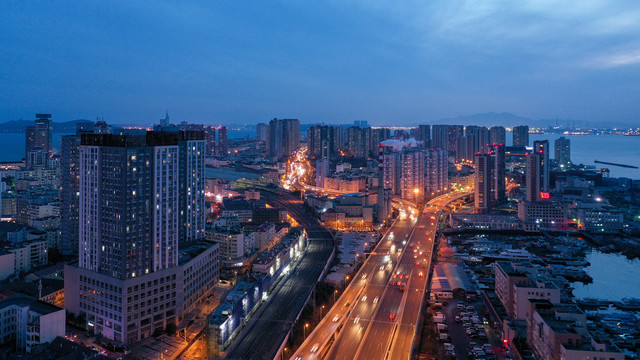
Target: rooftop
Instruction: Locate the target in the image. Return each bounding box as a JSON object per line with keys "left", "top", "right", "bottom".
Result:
{"left": 0, "top": 293, "right": 63, "bottom": 315}
{"left": 178, "top": 241, "right": 217, "bottom": 265}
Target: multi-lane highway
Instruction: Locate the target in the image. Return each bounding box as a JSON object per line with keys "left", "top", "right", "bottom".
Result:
{"left": 293, "top": 191, "right": 468, "bottom": 360}
{"left": 291, "top": 209, "right": 418, "bottom": 360}
{"left": 225, "top": 191, "right": 334, "bottom": 360}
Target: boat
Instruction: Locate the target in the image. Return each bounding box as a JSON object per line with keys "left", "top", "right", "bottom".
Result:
{"left": 576, "top": 298, "right": 609, "bottom": 310}
{"left": 614, "top": 298, "right": 640, "bottom": 311}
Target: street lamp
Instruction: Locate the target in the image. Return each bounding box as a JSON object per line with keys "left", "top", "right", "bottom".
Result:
{"left": 304, "top": 323, "right": 310, "bottom": 340}
{"left": 334, "top": 290, "right": 338, "bottom": 304}
{"left": 321, "top": 305, "right": 326, "bottom": 318}
{"left": 413, "top": 188, "right": 420, "bottom": 203}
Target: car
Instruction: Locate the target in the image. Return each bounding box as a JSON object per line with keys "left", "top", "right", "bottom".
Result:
{"left": 310, "top": 344, "right": 319, "bottom": 353}
{"left": 353, "top": 316, "right": 360, "bottom": 324}
{"left": 419, "top": 225, "right": 424, "bottom": 229}
{"left": 361, "top": 295, "right": 367, "bottom": 302}
{"left": 389, "top": 312, "right": 396, "bottom": 320}
{"left": 361, "top": 274, "right": 367, "bottom": 279}
{"left": 379, "top": 265, "right": 384, "bottom": 271}
{"left": 373, "top": 296, "right": 379, "bottom": 303}
{"left": 418, "top": 272, "right": 423, "bottom": 277}
{"left": 333, "top": 315, "right": 340, "bottom": 322}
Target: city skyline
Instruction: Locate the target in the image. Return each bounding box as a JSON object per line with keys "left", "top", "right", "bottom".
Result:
{"left": 1, "top": 2, "right": 640, "bottom": 359}
{"left": 2, "top": 2, "right": 639, "bottom": 126}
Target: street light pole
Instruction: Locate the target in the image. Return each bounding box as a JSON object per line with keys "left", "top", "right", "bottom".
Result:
{"left": 304, "top": 323, "right": 309, "bottom": 340}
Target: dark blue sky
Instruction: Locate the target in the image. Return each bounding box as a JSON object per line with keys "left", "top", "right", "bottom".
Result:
{"left": 1, "top": 1, "right": 639, "bottom": 126}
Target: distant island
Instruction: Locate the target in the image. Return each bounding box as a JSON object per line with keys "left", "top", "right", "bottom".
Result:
{"left": 0, "top": 119, "right": 95, "bottom": 133}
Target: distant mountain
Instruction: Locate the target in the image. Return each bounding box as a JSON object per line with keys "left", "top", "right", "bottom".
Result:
{"left": 0, "top": 119, "right": 94, "bottom": 133}
{"left": 437, "top": 112, "right": 533, "bottom": 127}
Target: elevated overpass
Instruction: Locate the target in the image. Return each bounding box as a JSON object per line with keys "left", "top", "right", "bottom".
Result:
{"left": 292, "top": 191, "right": 470, "bottom": 360}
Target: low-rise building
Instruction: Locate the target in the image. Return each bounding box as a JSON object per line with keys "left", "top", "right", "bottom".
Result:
{"left": 252, "top": 222, "right": 277, "bottom": 252}
{"left": 207, "top": 227, "right": 246, "bottom": 268}
{"left": 252, "top": 208, "right": 287, "bottom": 224}
{"left": 65, "top": 241, "right": 219, "bottom": 346}
{"left": 494, "top": 261, "right": 560, "bottom": 320}
{"left": 0, "top": 252, "right": 15, "bottom": 281}
{"left": 252, "top": 227, "right": 306, "bottom": 276}
{"left": 571, "top": 200, "right": 624, "bottom": 233}
{"left": 178, "top": 241, "right": 220, "bottom": 316}
{"left": 450, "top": 213, "right": 519, "bottom": 230}
{"left": 8, "top": 239, "right": 48, "bottom": 275}
{"left": 518, "top": 200, "right": 568, "bottom": 231}
{"left": 0, "top": 294, "right": 65, "bottom": 353}
{"left": 526, "top": 300, "right": 624, "bottom": 360}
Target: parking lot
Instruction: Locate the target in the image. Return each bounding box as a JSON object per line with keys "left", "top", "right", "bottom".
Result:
{"left": 431, "top": 298, "right": 507, "bottom": 360}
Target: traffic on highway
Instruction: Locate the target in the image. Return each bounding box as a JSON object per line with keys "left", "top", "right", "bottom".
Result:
{"left": 293, "top": 191, "right": 469, "bottom": 360}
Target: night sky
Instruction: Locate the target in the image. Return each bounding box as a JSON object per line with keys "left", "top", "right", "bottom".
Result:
{"left": 1, "top": 1, "right": 639, "bottom": 126}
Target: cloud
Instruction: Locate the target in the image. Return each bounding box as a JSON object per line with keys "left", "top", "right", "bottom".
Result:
{"left": 347, "top": 0, "right": 640, "bottom": 64}
{"left": 584, "top": 49, "right": 640, "bottom": 68}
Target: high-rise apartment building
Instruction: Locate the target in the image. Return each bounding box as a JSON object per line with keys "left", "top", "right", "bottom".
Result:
{"left": 307, "top": 125, "right": 333, "bottom": 159}
{"left": 400, "top": 149, "right": 425, "bottom": 203}
{"left": 554, "top": 136, "right": 570, "bottom": 168}
{"left": 216, "top": 126, "right": 228, "bottom": 155}
{"left": 377, "top": 145, "right": 392, "bottom": 223}
{"left": 465, "top": 126, "right": 490, "bottom": 154}
{"left": 79, "top": 132, "right": 180, "bottom": 276}
{"left": 331, "top": 126, "right": 346, "bottom": 156}
{"left": 447, "top": 125, "right": 464, "bottom": 154}
{"left": 178, "top": 131, "right": 206, "bottom": 243}
{"left": 492, "top": 144, "right": 506, "bottom": 205}
{"left": 431, "top": 125, "right": 448, "bottom": 150}
{"left": 525, "top": 153, "right": 542, "bottom": 202}
{"left": 204, "top": 126, "right": 216, "bottom": 155}
{"left": 512, "top": 125, "right": 529, "bottom": 147}
{"left": 65, "top": 131, "right": 219, "bottom": 345}
{"left": 424, "top": 149, "right": 448, "bottom": 199}
{"left": 457, "top": 126, "right": 489, "bottom": 163}
{"left": 256, "top": 123, "right": 268, "bottom": 142}
{"left": 60, "top": 122, "right": 98, "bottom": 255}
{"left": 347, "top": 126, "right": 365, "bottom": 158}
{"left": 414, "top": 125, "right": 431, "bottom": 148}
{"left": 268, "top": 118, "right": 300, "bottom": 159}
{"left": 381, "top": 151, "right": 401, "bottom": 195}
{"left": 474, "top": 144, "right": 506, "bottom": 212}
{"left": 474, "top": 153, "right": 492, "bottom": 211}
{"left": 490, "top": 126, "right": 506, "bottom": 146}
{"left": 370, "top": 128, "right": 390, "bottom": 156}
{"left": 432, "top": 125, "right": 463, "bottom": 155}
{"left": 533, "top": 140, "right": 550, "bottom": 192}
{"left": 25, "top": 114, "right": 53, "bottom": 159}
{"left": 316, "top": 158, "right": 329, "bottom": 188}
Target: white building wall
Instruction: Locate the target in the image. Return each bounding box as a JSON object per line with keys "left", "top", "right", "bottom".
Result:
{"left": 153, "top": 146, "right": 179, "bottom": 271}
{"left": 79, "top": 146, "right": 101, "bottom": 271}
{"left": 0, "top": 253, "right": 15, "bottom": 280}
